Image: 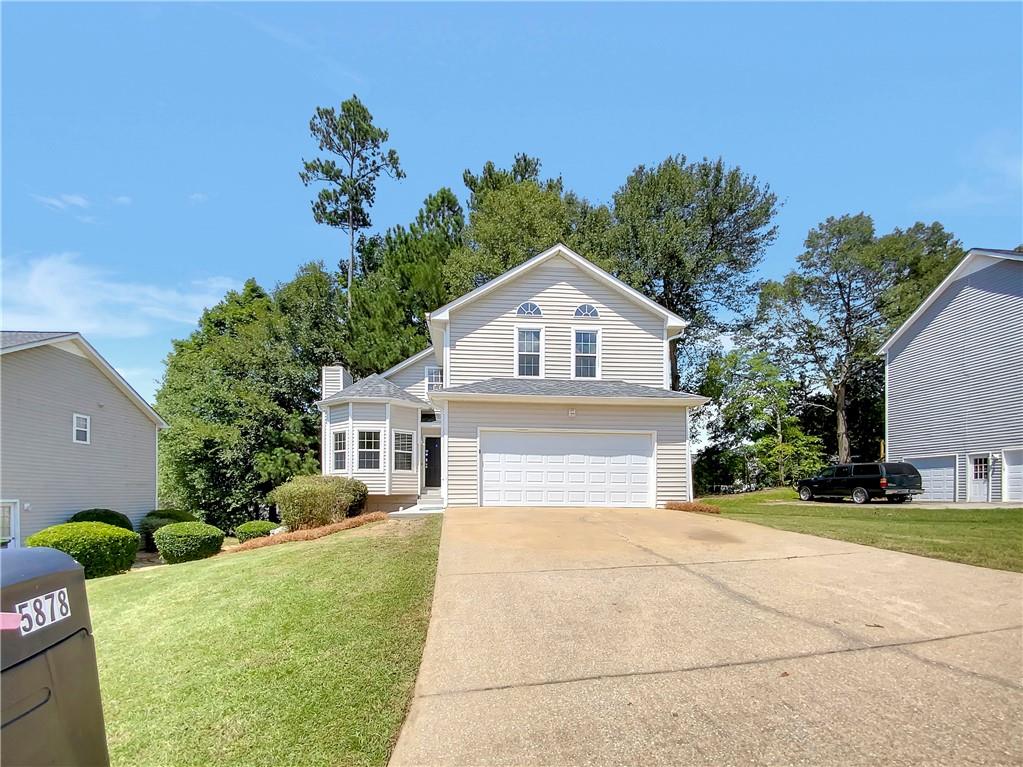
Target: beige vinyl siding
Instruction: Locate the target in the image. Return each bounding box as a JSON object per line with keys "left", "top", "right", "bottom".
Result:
{"left": 350, "top": 403, "right": 388, "bottom": 494}
{"left": 386, "top": 360, "right": 431, "bottom": 400}
{"left": 448, "top": 254, "right": 666, "bottom": 387}
{"left": 390, "top": 405, "right": 420, "bottom": 495}
{"left": 446, "top": 401, "right": 689, "bottom": 507}
{"left": 0, "top": 345, "right": 158, "bottom": 543}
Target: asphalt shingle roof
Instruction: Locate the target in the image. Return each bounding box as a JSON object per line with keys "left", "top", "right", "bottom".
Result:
{"left": 0, "top": 330, "right": 77, "bottom": 350}
{"left": 319, "top": 374, "right": 430, "bottom": 407}
{"left": 435, "top": 377, "right": 703, "bottom": 400}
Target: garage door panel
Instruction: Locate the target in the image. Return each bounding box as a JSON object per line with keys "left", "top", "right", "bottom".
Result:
{"left": 1005, "top": 450, "right": 1023, "bottom": 502}
{"left": 910, "top": 456, "right": 956, "bottom": 501}
{"left": 480, "top": 431, "right": 652, "bottom": 508}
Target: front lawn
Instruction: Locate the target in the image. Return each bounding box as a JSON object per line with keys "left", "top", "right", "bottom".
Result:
{"left": 87, "top": 517, "right": 442, "bottom": 767}
{"left": 703, "top": 488, "right": 1023, "bottom": 572}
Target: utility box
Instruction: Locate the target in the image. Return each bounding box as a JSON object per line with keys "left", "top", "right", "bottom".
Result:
{"left": 1, "top": 547, "right": 110, "bottom": 766}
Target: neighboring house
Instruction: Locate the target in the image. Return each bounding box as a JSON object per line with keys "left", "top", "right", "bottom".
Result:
{"left": 317, "top": 243, "right": 708, "bottom": 512}
{"left": 880, "top": 248, "right": 1023, "bottom": 502}
{"left": 0, "top": 331, "right": 167, "bottom": 545}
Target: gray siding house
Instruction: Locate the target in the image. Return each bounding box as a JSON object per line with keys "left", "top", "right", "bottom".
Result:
{"left": 881, "top": 249, "right": 1023, "bottom": 502}
{"left": 1, "top": 331, "right": 167, "bottom": 546}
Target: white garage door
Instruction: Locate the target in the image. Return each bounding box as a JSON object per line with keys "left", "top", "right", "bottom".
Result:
{"left": 911, "top": 456, "right": 956, "bottom": 501}
{"left": 1005, "top": 450, "right": 1023, "bottom": 502}
{"left": 480, "top": 430, "right": 653, "bottom": 507}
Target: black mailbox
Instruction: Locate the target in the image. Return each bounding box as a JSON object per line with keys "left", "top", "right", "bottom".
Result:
{"left": 1, "top": 547, "right": 110, "bottom": 766}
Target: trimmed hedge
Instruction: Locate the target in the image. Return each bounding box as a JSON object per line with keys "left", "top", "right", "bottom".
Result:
{"left": 26, "top": 522, "right": 140, "bottom": 578}
{"left": 235, "top": 520, "right": 278, "bottom": 543}
{"left": 268, "top": 476, "right": 369, "bottom": 530}
{"left": 153, "top": 521, "right": 225, "bottom": 564}
{"left": 68, "top": 508, "right": 134, "bottom": 531}
{"left": 139, "top": 510, "right": 199, "bottom": 551}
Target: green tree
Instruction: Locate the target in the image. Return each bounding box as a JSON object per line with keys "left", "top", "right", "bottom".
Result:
{"left": 299, "top": 95, "right": 404, "bottom": 312}
{"left": 610, "top": 155, "right": 780, "bottom": 389}
{"left": 156, "top": 265, "right": 344, "bottom": 530}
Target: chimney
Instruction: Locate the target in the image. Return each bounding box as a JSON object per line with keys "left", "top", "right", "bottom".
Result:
{"left": 321, "top": 366, "right": 351, "bottom": 399}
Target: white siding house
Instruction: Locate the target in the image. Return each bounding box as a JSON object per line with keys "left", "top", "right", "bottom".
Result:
{"left": 0, "top": 331, "right": 167, "bottom": 545}
{"left": 317, "top": 243, "right": 707, "bottom": 512}
{"left": 881, "top": 248, "right": 1023, "bottom": 502}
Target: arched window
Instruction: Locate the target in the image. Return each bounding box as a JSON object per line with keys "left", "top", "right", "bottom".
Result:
{"left": 574, "top": 303, "right": 599, "bottom": 318}
{"left": 516, "top": 302, "right": 543, "bottom": 317}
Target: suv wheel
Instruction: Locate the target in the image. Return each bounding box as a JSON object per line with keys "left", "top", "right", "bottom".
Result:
{"left": 852, "top": 487, "right": 870, "bottom": 505}
{"left": 798, "top": 486, "right": 813, "bottom": 501}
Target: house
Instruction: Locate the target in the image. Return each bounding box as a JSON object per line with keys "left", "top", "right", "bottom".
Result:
{"left": 0, "top": 331, "right": 167, "bottom": 545}
{"left": 880, "top": 248, "right": 1023, "bottom": 502}
{"left": 316, "top": 243, "right": 709, "bottom": 512}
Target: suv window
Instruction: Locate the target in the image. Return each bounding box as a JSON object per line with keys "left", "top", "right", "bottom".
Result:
{"left": 820, "top": 467, "right": 835, "bottom": 478}
{"left": 883, "top": 462, "right": 919, "bottom": 476}
{"left": 853, "top": 464, "right": 880, "bottom": 476}
{"left": 835, "top": 466, "right": 851, "bottom": 478}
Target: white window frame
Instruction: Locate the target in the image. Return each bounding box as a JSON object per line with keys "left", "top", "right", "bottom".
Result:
{"left": 332, "top": 430, "right": 347, "bottom": 472}
{"left": 571, "top": 326, "right": 602, "bottom": 380}
{"left": 392, "top": 430, "right": 416, "bottom": 473}
{"left": 425, "top": 365, "right": 444, "bottom": 392}
{"left": 516, "top": 301, "right": 543, "bottom": 317}
{"left": 73, "top": 413, "right": 91, "bottom": 444}
{"left": 1, "top": 499, "right": 20, "bottom": 549}
{"left": 513, "top": 325, "right": 545, "bottom": 378}
{"left": 574, "top": 303, "right": 600, "bottom": 318}
{"left": 357, "top": 430, "right": 382, "bottom": 472}
{"left": 972, "top": 456, "right": 989, "bottom": 481}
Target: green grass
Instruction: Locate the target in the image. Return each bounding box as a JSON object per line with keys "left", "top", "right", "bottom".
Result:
{"left": 87, "top": 517, "right": 442, "bottom": 767}
{"left": 704, "top": 488, "right": 1023, "bottom": 572}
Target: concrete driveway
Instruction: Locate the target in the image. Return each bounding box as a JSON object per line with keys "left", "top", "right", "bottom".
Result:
{"left": 391, "top": 508, "right": 1023, "bottom": 766}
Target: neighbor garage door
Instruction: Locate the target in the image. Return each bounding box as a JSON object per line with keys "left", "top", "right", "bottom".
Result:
{"left": 1005, "top": 449, "right": 1023, "bottom": 502}
{"left": 480, "top": 430, "right": 652, "bottom": 507}
{"left": 911, "top": 455, "right": 956, "bottom": 501}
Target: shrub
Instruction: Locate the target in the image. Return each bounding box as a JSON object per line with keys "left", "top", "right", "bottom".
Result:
{"left": 153, "top": 521, "right": 225, "bottom": 564}
{"left": 235, "top": 520, "right": 278, "bottom": 543}
{"left": 268, "top": 476, "right": 369, "bottom": 530}
{"left": 139, "top": 510, "right": 199, "bottom": 551}
{"left": 68, "top": 508, "right": 134, "bottom": 531}
{"left": 665, "top": 501, "right": 722, "bottom": 514}
{"left": 26, "top": 522, "right": 140, "bottom": 578}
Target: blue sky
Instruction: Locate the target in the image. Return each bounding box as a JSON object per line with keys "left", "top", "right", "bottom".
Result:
{"left": 3, "top": 2, "right": 1021, "bottom": 403}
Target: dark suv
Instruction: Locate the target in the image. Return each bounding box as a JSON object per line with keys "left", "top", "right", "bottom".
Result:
{"left": 797, "top": 462, "right": 923, "bottom": 504}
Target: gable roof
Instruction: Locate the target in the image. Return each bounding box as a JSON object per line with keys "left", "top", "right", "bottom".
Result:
{"left": 316, "top": 373, "right": 430, "bottom": 409}
{"left": 429, "top": 377, "right": 709, "bottom": 407}
{"left": 878, "top": 248, "right": 1023, "bottom": 355}
{"left": 0, "top": 331, "right": 168, "bottom": 428}
{"left": 427, "top": 243, "right": 689, "bottom": 333}
{"left": 379, "top": 346, "right": 435, "bottom": 379}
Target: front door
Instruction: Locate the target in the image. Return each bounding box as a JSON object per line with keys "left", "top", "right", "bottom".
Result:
{"left": 424, "top": 437, "right": 442, "bottom": 488}
{"left": 969, "top": 456, "right": 990, "bottom": 501}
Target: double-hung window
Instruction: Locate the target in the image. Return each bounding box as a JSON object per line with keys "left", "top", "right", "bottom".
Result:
{"left": 393, "top": 431, "right": 414, "bottom": 471}
{"left": 332, "top": 431, "right": 346, "bottom": 471}
{"left": 358, "top": 431, "right": 381, "bottom": 470}
{"left": 573, "top": 330, "right": 599, "bottom": 378}
{"left": 973, "top": 456, "right": 989, "bottom": 480}
{"left": 516, "top": 328, "right": 542, "bottom": 377}
{"left": 73, "top": 413, "right": 91, "bottom": 444}
{"left": 425, "top": 366, "right": 444, "bottom": 392}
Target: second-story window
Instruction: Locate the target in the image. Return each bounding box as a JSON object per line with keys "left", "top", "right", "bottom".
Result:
{"left": 516, "top": 302, "right": 543, "bottom": 317}
{"left": 73, "top": 413, "right": 91, "bottom": 444}
{"left": 517, "top": 328, "right": 542, "bottom": 377}
{"left": 425, "top": 366, "right": 443, "bottom": 392}
{"left": 574, "top": 330, "right": 599, "bottom": 378}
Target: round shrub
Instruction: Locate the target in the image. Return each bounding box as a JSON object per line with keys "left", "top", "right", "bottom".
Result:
{"left": 68, "top": 508, "right": 134, "bottom": 531}
{"left": 139, "top": 510, "right": 199, "bottom": 551}
{"left": 235, "top": 520, "right": 278, "bottom": 543}
{"left": 26, "top": 522, "right": 140, "bottom": 579}
{"left": 153, "top": 521, "right": 224, "bottom": 564}
{"left": 146, "top": 508, "right": 198, "bottom": 523}
{"left": 268, "top": 476, "right": 369, "bottom": 530}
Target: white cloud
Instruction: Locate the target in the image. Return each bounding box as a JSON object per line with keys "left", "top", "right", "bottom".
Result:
{"left": 0, "top": 252, "right": 239, "bottom": 338}
{"left": 188, "top": 192, "right": 209, "bottom": 204}
{"left": 32, "top": 193, "right": 90, "bottom": 211}
{"left": 113, "top": 195, "right": 133, "bottom": 206}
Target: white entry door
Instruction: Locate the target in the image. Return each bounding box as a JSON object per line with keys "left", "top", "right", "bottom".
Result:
{"left": 480, "top": 430, "right": 653, "bottom": 507}
{"left": 1005, "top": 450, "right": 1023, "bottom": 502}
{"left": 969, "top": 456, "right": 990, "bottom": 501}
{"left": 912, "top": 456, "right": 956, "bottom": 501}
